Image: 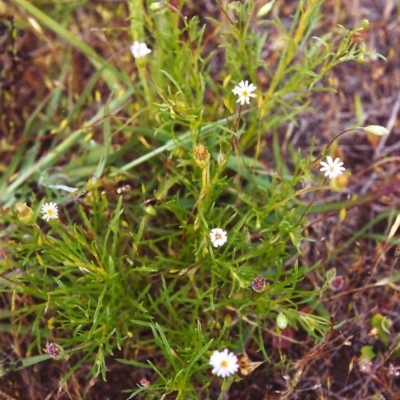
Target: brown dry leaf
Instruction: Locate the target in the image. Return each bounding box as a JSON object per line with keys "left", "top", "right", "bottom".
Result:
{"left": 371, "top": 65, "right": 385, "bottom": 81}
{"left": 238, "top": 351, "right": 265, "bottom": 376}
{"left": 366, "top": 132, "right": 381, "bottom": 149}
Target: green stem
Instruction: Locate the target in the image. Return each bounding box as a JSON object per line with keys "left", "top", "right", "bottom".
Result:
{"left": 299, "top": 177, "right": 327, "bottom": 222}
{"left": 2, "top": 89, "right": 133, "bottom": 206}
{"left": 217, "top": 378, "right": 235, "bottom": 400}
{"left": 261, "top": 0, "right": 322, "bottom": 116}
{"left": 201, "top": 166, "right": 210, "bottom": 189}
{"left": 128, "top": 0, "right": 153, "bottom": 103}
{"left": 310, "top": 127, "right": 361, "bottom": 167}
{"left": 267, "top": 185, "right": 329, "bottom": 214}
{"left": 121, "top": 115, "right": 235, "bottom": 171}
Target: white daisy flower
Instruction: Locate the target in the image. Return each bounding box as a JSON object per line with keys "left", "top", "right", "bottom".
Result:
{"left": 210, "top": 228, "right": 227, "bottom": 248}
{"left": 319, "top": 156, "right": 346, "bottom": 179}
{"left": 130, "top": 41, "right": 152, "bottom": 58}
{"left": 232, "top": 80, "right": 257, "bottom": 105}
{"left": 41, "top": 202, "right": 59, "bottom": 221}
{"left": 209, "top": 349, "right": 239, "bottom": 378}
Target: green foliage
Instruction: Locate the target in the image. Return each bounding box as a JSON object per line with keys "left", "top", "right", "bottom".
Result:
{"left": 1, "top": 0, "right": 382, "bottom": 398}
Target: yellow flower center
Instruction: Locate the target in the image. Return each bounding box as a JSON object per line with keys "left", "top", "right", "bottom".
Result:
{"left": 220, "top": 360, "right": 228, "bottom": 368}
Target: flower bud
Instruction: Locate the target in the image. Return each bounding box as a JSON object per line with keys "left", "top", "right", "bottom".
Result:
{"left": 15, "top": 203, "right": 36, "bottom": 226}
{"left": 325, "top": 268, "right": 336, "bottom": 282}
{"left": 364, "top": 125, "right": 389, "bottom": 136}
{"left": 143, "top": 205, "right": 157, "bottom": 216}
{"left": 276, "top": 312, "right": 288, "bottom": 330}
{"left": 150, "top": 2, "right": 163, "bottom": 11}
{"left": 217, "top": 150, "right": 228, "bottom": 168}
{"left": 361, "top": 19, "right": 369, "bottom": 29}
{"left": 329, "top": 275, "right": 344, "bottom": 291}
{"left": 356, "top": 53, "right": 366, "bottom": 64}
{"left": 257, "top": 0, "right": 275, "bottom": 17}
{"left": 194, "top": 143, "right": 210, "bottom": 169}
{"left": 139, "top": 378, "right": 151, "bottom": 387}
{"left": 252, "top": 275, "right": 267, "bottom": 292}
{"left": 228, "top": 1, "right": 241, "bottom": 12}
{"left": 46, "top": 342, "right": 69, "bottom": 360}
{"left": 224, "top": 314, "right": 232, "bottom": 327}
